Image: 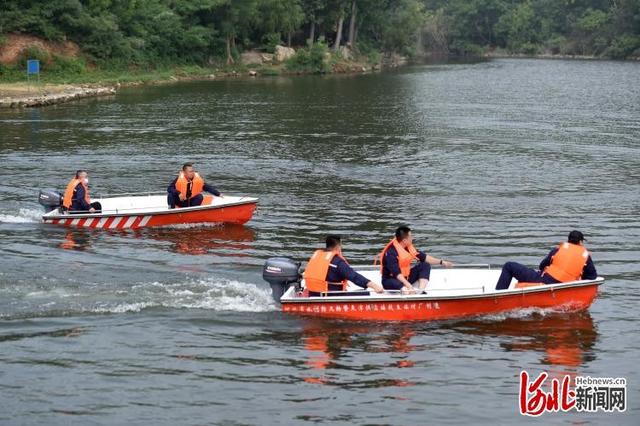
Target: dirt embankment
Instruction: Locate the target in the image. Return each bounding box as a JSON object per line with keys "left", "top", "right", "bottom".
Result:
{"left": 0, "top": 34, "right": 116, "bottom": 108}
{"left": 0, "top": 34, "right": 80, "bottom": 65}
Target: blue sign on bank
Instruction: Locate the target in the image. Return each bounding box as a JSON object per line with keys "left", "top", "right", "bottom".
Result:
{"left": 27, "top": 59, "right": 40, "bottom": 75}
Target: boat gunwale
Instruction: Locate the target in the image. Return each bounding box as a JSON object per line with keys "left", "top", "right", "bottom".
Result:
{"left": 42, "top": 197, "right": 258, "bottom": 221}
{"left": 279, "top": 277, "right": 604, "bottom": 304}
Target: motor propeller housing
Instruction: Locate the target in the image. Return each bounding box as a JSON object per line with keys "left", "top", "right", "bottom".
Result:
{"left": 38, "top": 189, "right": 62, "bottom": 213}
{"left": 262, "top": 257, "right": 301, "bottom": 303}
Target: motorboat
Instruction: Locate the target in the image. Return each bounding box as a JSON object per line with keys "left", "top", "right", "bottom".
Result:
{"left": 38, "top": 189, "right": 257, "bottom": 229}
{"left": 262, "top": 258, "right": 604, "bottom": 321}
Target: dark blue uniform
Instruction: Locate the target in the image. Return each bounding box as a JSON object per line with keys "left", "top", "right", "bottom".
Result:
{"left": 308, "top": 255, "right": 370, "bottom": 297}
{"left": 69, "top": 183, "right": 102, "bottom": 213}
{"left": 495, "top": 247, "right": 597, "bottom": 290}
{"left": 381, "top": 245, "right": 431, "bottom": 290}
{"left": 167, "top": 178, "right": 220, "bottom": 208}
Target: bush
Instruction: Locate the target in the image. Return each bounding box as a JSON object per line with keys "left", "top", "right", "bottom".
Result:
{"left": 450, "top": 41, "right": 484, "bottom": 57}
{"left": 604, "top": 35, "right": 640, "bottom": 59}
{"left": 49, "top": 54, "right": 86, "bottom": 74}
{"left": 260, "top": 67, "right": 281, "bottom": 76}
{"left": 17, "top": 45, "right": 51, "bottom": 70}
{"left": 285, "top": 41, "right": 331, "bottom": 74}
{"left": 519, "top": 42, "right": 539, "bottom": 55}
{"left": 262, "top": 33, "right": 282, "bottom": 53}
{"left": 546, "top": 35, "right": 568, "bottom": 55}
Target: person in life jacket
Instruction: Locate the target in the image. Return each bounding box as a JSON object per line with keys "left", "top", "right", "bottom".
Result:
{"left": 495, "top": 230, "right": 597, "bottom": 290}
{"left": 379, "top": 226, "right": 454, "bottom": 294}
{"left": 167, "top": 162, "right": 222, "bottom": 208}
{"left": 62, "top": 170, "right": 102, "bottom": 214}
{"left": 304, "top": 235, "right": 384, "bottom": 297}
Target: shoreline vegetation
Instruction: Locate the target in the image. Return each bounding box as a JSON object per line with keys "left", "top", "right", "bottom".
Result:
{"left": 2, "top": 50, "right": 638, "bottom": 109}
{"left": 1, "top": 0, "right": 639, "bottom": 108}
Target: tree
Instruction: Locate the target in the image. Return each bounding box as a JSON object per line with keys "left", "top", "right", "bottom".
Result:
{"left": 495, "top": 2, "right": 539, "bottom": 54}
{"left": 301, "top": 0, "right": 325, "bottom": 44}
{"left": 257, "top": 0, "right": 304, "bottom": 46}
{"left": 210, "top": 0, "right": 259, "bottom": 64}
{"left": 347, "top": 0, "right": 357, "bottom": 47}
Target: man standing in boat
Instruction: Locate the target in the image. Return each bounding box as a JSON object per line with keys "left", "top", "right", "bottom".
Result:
{"left": 379, "top": 226, "right": 454, "bottom": 294}
{"left": 304, "top": 235, "right": 384, "bottom": 296}
{"left": 494, "top": 230, "right": 597, "bottom": 290}
{"left": 167, "top": 163, "right": 222, "bottom": 209}
{"left": 62, "top": 170, "right": 102, "bottom": 213}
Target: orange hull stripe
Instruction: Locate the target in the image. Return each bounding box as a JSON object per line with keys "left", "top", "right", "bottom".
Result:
{"left": 281, "top": 285, "right": 599, "bottom": 321}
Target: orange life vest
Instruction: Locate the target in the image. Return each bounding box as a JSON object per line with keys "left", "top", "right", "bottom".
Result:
{"left": 544, "top": 242, "right": 589, "bottom": 282}
{"left": 303, "top": 250, "right": 348, "bottom": 293}
{"left": 62, "top": 178, "right": 90, "bottom": 210}
{"left": 176, "top": 171, "right": 204, "bottom": 199}
{"left": 378, "top": 239, "right": 419, "bottom": 277}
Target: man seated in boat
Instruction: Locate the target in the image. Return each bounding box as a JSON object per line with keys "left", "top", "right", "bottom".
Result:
{"left": 495, "top": 230, "right": 597, "bottom": 290}
{"left": 304, "top": 235, "right": 384, "bottom": 296}
{"left": 167, "top": 163, "right": 222, "bottom": 209}
{"left": 379, "top": 226, "right": 453, "bottom": 294}
{"left": 62, "top": 170, "right": 102, "bottom": 214}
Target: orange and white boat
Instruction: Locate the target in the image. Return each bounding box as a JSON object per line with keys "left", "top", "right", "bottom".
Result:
{"left": 263, "top": 259, "right": 604, "bottom": 321}
{"left": 38, "top": 190, "right": 257, "bottom": 229}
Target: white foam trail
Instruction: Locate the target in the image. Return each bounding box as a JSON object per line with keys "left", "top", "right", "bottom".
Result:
{"left": 96, "top": 302, "right": 156, "bottom": 314}
{"left": 475, "top": 306, "right": 573, "bottom": 322}
{"left": 0, "top": 208, "right": 42, "bottom": 223}
{"left": 95, "top": 278, "right": 277, "bottom": 314}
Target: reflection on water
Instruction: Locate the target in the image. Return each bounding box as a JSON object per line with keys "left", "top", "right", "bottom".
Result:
{"left": 58, "top": 228, "right": 93, "bottom": 251}
{"left": 144, "top": 224, "right": 256, "bottom": 256}
{"left": 301, "top": 320, "right": 417, "bottom": 388}
{"left": 56, "top": 224, "right": 256, "bottom": 256}
{"left": 453, "top": 312, "right": 596, "bottom": 368}
{"left": 300, "top": 312, "right": 597, "bottom": 388}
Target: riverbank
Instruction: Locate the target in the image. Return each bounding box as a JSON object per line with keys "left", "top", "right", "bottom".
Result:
{"left": 481, "top": 47, "right": 640, "bottom": 61}
{"left": 0, "top": 57, "right": 379, "bottom": 108}
{"left": 0, "top": 83, "right": 116, "bottom": 108}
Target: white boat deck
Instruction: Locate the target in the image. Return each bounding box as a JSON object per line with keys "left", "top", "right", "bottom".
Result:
{"left": 288, "top": 266, "right": 604, "bottom": 300}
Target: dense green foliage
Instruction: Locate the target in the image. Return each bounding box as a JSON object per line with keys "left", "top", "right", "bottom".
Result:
{"left": 285, "top": 38, "right": 332, "bottom": 73}
{"left": 0, "top": 0, "right": 638, "bottom": 70}
{"left": 424, "top": 0, "right": 640, "bottom": 58}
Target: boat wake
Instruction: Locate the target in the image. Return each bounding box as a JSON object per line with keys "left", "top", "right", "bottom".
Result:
{"left": 0, "top": 208, "right": 41, "bottom": 224}
{"left": 103, "top": 278, "right": 277, "bottom": 313}
{"left": 474, "top": 305, "right": 579, "bottom": 322}
{"left": 1, "top": 277, "right": 277, "bottom": 319}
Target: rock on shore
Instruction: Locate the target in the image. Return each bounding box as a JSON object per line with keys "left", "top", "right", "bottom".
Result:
{"left": 0, "top": 85, "right": 116, "bottom": 108}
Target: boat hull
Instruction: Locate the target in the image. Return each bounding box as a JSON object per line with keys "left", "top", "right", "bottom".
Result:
{"left": 42, "top": 201, "right": 257, "bottom": 229}
{"left": 281, "top": 281, "right": 600, "bottom": 321}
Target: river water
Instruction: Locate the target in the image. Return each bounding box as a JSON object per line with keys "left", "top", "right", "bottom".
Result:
{"left": 0, "top": 58, "right": 638, "bottom": 424}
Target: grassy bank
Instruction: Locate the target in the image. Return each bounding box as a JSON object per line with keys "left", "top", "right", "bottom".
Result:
{"left": 0, "top": 48, "right": 379, "bottom": 87}
{"left": 0, "top": 42, "right": 382, "bottom": 107}
{"left": 0, "top": 64, "right": 222, "bottom": 86}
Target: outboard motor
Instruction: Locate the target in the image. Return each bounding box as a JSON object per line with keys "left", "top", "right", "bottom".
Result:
{"left": 38, "top": 189, "right": 62, "bottom": 213}
{"left": 263, "top": 257, "right": 302, "bottom": 303}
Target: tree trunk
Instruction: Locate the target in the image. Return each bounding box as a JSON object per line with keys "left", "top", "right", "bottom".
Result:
{"left": 333, "top": 15, "right": 344, "bottom": 51}
{"left": 347, "top": 0, "right": 357, "bottom": 48}
{"left": 415, "top": 27, "right": 424, "bottom": 57}
{"left": 287, "top": 32, "right": 292, "bottom": 47}
{"left": 226, "top": 34, "right": 234, "bottom": 65}
{"left": 309, "top": 21, "right": 316, "bottom": 45}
